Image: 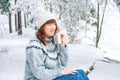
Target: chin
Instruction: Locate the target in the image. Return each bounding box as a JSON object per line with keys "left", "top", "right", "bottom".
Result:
{"left": 50, "top": 33, "right": 54, "bottom": 36}
{"left": 47, "top": 32, "right": 54, "bottom": 36}
{"left": 48, "top": 34, "right": 54, "bottom": 37}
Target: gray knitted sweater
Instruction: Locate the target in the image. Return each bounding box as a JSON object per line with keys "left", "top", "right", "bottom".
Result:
{"left": 24, "top": 38, "right": 68, "bottom": 80}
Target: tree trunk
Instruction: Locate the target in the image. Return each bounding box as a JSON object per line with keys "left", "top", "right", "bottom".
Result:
{"left": 59, "top": 5, "right": 62, "bottom": 20}
{"left": 15, "top": 0, "right": 17, "bottom": 4}
{"left": 15, "top": 14, "right": 18, "bottom": 31}
{"left": 85, "top": 0, "right": 88, "bottom": 38}
{"left": 18, "top": 11, "right": 22, "bottom": 35}
{"left": 15, "top": 0, "right": 18, "bottom": 31}
{"left": 96, "top": 0, "right": 107, "bottom": 48}
{"left": 24, "top": 13, "right": 27, "bottom": 28}
{"left": 96, "top": 2, "right": 100, "bottom": 48}
{"left": 50, "top": 3, "right": 52, "bottom": 13}
{"left": 9, "top": 12, "right": 12, "bottom": 33}
{"left": 98, "top": 0, "right": 107, "bottom": 40}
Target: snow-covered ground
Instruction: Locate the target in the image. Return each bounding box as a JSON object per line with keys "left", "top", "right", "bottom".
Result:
{"left": 0, "top": 1, "right": 120, "bottom": 80}
{"left": 0, "top": 38, "right": 120, "bottom": 80}
{"left": 99, "top": 3, "right": 120, "bottom": 61}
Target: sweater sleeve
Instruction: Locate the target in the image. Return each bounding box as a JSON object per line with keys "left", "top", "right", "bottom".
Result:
{"left": 59, "top": 45, "right": 69, "bottom": 67}
{"left": 26, "top": 43, "right": 62, "bottom": 80}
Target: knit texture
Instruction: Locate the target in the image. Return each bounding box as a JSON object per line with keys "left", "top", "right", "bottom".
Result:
{"left": 35, "top": 9, "right": 57, "bottom": 29}
{"left": 24, "top": 38, "right": 68, "bottom": 80}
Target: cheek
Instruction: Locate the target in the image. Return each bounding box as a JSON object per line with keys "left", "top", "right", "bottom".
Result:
{"left": 44, "top": 27, "right": 52, "bottom": 35}
{"left": 52, "top": 26, "right": 57, "bottom": 32}
{"left": 44, "top": 25, "right": 57, "bottom": 34}
{"left": 44, "top": 26, "right": 49, "bottom": 31}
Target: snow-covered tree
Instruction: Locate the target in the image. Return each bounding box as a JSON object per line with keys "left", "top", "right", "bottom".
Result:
{"left": 10, "top": 0, "right": 45, "bottom": 35}
{"left": 0, "top": 0, "right": 10, "bottom": 14}
{"left": 43, "top": 0, "right": 96, "bottom": 43}
{"left": 114, "top": 0, "right": 120, "bottom": 11}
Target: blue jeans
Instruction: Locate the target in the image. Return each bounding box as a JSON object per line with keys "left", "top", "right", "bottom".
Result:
{"left": 53, "top": 69, "right": 89, "bottom": 80}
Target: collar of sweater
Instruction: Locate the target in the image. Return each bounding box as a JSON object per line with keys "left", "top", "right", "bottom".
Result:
{"left": 46, "top": 37, "right": 53, "bottom": 43}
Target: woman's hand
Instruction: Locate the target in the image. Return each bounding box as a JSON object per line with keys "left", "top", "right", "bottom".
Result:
{"left": 61, "top": 34, "right": 68, "bottom": 47}
{"left": 62, "top": 70, "right": 76, "bottom": 75}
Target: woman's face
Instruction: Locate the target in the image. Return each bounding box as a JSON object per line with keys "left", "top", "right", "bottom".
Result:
{"left": 44, "top": 23, "right": 56, "bottom": 37}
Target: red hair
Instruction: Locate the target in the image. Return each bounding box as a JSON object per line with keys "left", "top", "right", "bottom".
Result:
{"left": 36, "top": 19, "right": 59, "bottom": 45}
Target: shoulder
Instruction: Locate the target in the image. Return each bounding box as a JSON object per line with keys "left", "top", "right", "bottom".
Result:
{"left": 26, "top": 38, "right": 43, "bottom": 50}
{"left": 29, "top": 38, "right": 42, "bottom": 45}
{"left": 25, "top": 38, "right": 44, "bottom": 56}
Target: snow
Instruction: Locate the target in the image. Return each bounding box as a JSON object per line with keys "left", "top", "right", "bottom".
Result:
{"left": 0, "top": 38, "right": 27, "bottom": 80}
{"left": 89, "top": 61, "right": 120, "bottom": 80}
{"left": 0, "top": 38, "right": 120, "bottom": 80}
{"left": 1, "top": 0, "right": 120, "bottom": 80}
{"left": 99, "top": 3, "right": 120, "bottom": 61}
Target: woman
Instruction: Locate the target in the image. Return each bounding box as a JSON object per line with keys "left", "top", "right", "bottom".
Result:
{"left": 24, "top": 10, "right": 89, "bottom": 80}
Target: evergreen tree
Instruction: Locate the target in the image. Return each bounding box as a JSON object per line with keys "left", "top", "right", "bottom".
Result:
{"left": 0, "top": 0, "right": 10, "bottom": 14}
{"left": 114, "top": 0, "right": 120, "bottom": 5}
